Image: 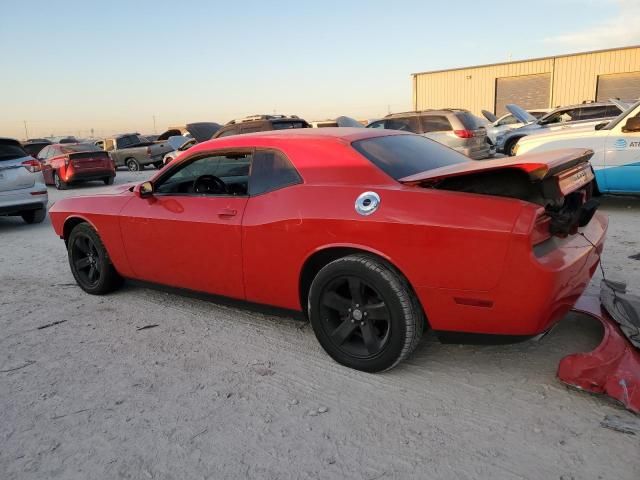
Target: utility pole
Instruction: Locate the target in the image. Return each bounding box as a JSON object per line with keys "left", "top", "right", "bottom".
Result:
{"left": 23, "top": 120, "right": 29, "bottom": 139}
{"left": 152, "top": 115, "right": 157, "bottom": 134}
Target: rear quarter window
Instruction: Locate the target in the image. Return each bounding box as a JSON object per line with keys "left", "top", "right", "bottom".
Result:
{"left": 249, "top": 150, "right": 301, "bottom": 195}
{"left": 352, "top": 134, "right": 467, "bottom": 180}
{"left": 455, "top": 112, "right": 484, "bottom": 130}
{"left": 383, "top": 117, "right": 420, "bottom": 133}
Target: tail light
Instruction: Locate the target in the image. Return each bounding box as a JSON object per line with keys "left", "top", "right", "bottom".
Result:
{"left": 531, "top": 210, "right": 552, "bottom": 246}
{"left": 453, "top": 129, "right": 474, "bottom": 138}
{"left": 64, "top": 156, "right": 70, "bottom": 167}
{"left": 146, "top": 146, "right": 151, "bottom": 156}
{"left": 22, "top": 159, "right": 42, "bottom": 173}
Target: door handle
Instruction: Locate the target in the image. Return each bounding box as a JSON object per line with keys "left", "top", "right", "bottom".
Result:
{"left": 218, "top": 208, "right": 237, "bottom": 217}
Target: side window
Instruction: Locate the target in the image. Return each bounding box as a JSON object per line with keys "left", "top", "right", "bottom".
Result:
{"left": 38, "top": 146, "right": 51, "bottom": 159}
{"left": 366, "top": 120, "right": 386, "bottom": 129}
{"left": 578, "top": 105, "right": 607, "bottom": 120}
{"left": 155, "top": 151, "right": 251, "bottom": 196}
{"left": 421, "top": 115, "right": 452, "bottom": 133}
{"left": 606, "top": 105, "right": 623, "bottom": 116}
{"left": 384, "top": 117, "right": 420, "bottom": 133}
{"left": 240, "top": 126, "right": 264, "bottom": 134}
{"left": 216, "top": 128, "right": 238, "bottom": 138}
{"left": 497, "top": 114, "right": 517, "bottom": 126}
{"left": 249, "top": 150, "right": 301, "bottom": 196}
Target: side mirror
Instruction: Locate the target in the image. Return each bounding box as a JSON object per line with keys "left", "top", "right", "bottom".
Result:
{"left": 135, "top": 181, "right": 154, "bottom": 198}
{"left": 595, "top": 121, "right": 608, "bottom": 130}
{"left": 622, "top": 117, "right": 640, "bottom": 133}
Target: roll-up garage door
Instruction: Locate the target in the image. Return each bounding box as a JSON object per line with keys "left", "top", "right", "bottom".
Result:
{"left": 596, "top": 72, "right": 640, "bottom": 102}
{"left": 495, "top": 73, "right": 551, "bottom": 116}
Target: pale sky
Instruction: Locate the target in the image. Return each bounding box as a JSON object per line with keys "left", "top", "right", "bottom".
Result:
{"left": 2, "top": 0, "right": 638, "bottom": 139}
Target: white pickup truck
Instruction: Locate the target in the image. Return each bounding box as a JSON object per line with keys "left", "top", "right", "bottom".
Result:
{"left": 515, "top": 100, "right": 640, "bottom": 195}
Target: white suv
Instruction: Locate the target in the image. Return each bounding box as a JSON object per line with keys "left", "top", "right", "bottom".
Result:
{"left": 0, "top": 138, "right": 48, "bottom": 224}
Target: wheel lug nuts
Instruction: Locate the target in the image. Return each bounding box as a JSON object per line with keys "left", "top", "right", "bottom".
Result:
{"left": 360, "top": 322, "right": 365, "bottom": 326}
{"left": 364, "top": 312, "right": 368, "bottom": 316}
{"left": 355, "top": 304, "right": 360, "bottom": 308}
{"left": 351, "top": 319, "right": 354, "bottom": 323}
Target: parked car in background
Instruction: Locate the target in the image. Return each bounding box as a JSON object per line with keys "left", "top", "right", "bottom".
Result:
{"left": 38, "top": 143, "right": 116, "bottom": 190}
{"left": 366, "top": 109, "right": 491, "bottom": 159}
{"left": 515, "top": 99, "right": 640, "bottom": 194}
{"left": 497, "top": 101, "right": 623, "bottom": 155}
{"left": 162, "top": 136, "right": 197, "bottom": 166}
{"left": 311, "top": 116, "right": 364, "bottom": 128}
{"left": 96, "top": 134, "right": 173, "bottom": 171}
{"left": 0, "top": 137, "right": 48, "bottom": 224}
{"left": 212, "top": 115, "right": 310, "bottom": 138}
{"left": 49, "top": 128, "right": 605, "bottom": 372}
{"left": 481, "top": 109, "right": 551, "bottom": 145}
{"left": 59, "top": 136, "right": 78, "bottom": 144}
{"left": 21, "top": 138, "right": 52, "bottom": 158}
{"left": 157, "top": 122, "right": 222, "bottom": 143}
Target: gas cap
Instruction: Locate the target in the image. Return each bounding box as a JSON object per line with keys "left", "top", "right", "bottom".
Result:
{"left": 355, "top": 191, "right": 380, "bottom": 216}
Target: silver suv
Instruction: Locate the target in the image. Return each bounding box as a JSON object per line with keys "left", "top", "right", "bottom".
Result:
{"left": 0, "top": 138, "right": 48, "bottom": 224}
{"left": 366, "top": 109, "right": 490, "bottom": 159}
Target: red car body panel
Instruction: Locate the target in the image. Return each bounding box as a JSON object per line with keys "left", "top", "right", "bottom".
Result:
{"left": 42, "top": 145, "right": 115, "bottom": 185}
{"left": 49, "top": 129, "right": 607, "bottom": 336}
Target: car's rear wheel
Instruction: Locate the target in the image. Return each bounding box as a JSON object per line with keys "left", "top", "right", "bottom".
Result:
{"left": 68, "top": 223, "right": 123, "bottom": 295}
{"left": 53, "top": 171, "right": 67, "bottom": 190}
{"left": 21, "top": 208, "right": 46, "bottom": 224}
{"left": 308, "top": 254, "right": 424, "bottom": 372}
{"left": 103, "top": 176, "right": 114, "bottom": 185}
{"left": 153, "top": 162, "right": 163, "bottom": 169}
{"left": 126, "top": 158, "right": 140, "bottom": 171}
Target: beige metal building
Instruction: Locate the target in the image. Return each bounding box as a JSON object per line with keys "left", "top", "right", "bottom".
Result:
{"left": 412, "top": 45, "right": 640, "bottom": 117}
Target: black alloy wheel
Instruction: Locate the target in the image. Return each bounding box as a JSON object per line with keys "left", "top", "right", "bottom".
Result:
{"left": 68, "top": 223, "right": 123, "bottom": 294}
{"left": 309, "top": 254, "right": 424, "bottom": 372}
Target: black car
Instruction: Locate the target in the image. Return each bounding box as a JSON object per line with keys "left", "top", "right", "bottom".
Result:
{"left": 212, "top": 115, "right": 310, "bottom": 139}
{"left": 21, "top": 139, "right": 52, "bottom": 158}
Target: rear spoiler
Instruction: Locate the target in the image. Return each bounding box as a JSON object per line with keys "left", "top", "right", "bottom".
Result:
{"left": 399, "top": 148, "right": 594, "bottom": 186}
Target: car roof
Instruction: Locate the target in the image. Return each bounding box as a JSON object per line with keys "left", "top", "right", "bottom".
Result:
{"left": 384, "top": 109, "right": 468, "bottom": 118}
{"left": 205, "top": 127, "right": 405, "bottom": 145}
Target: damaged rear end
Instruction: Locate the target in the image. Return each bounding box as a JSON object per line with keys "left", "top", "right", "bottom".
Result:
{"left": 400, "top": 148, "right": 600, "bottom": 247}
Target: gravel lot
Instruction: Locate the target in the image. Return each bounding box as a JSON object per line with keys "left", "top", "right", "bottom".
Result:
{"left": 1, "top": 170, "right": 639, "bottom": 479}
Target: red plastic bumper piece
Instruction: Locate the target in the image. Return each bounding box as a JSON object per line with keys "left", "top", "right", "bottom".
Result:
{"left": 558, "top": 293, "right": 640, "bottom": 414}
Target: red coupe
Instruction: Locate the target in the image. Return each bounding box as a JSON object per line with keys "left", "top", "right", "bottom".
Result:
{"left": 38, "top": 143, "right": 115, "bottom": 190}
{"left": 49, "top": 128, "right": 607, "bottom": 372}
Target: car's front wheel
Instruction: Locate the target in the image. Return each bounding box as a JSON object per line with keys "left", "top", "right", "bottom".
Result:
{"left": 68, "top": 223, "right": 123, "bottom": 295}
{"left": 103, "top": 176, "right": 114, "bottom": 185}
{"left": 21, "top": 208, "right": 46, "bottom": 224}
{"left": 308, "top": 254, "right": 424, "bottom": 372}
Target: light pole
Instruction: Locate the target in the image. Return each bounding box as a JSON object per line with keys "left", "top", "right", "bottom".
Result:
{"left": 23, "top": 120, "right": 29, "bottom": 139}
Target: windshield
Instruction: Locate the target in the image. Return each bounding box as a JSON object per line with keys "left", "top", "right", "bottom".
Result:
{"left": 60, "top": 143, "right": 102, "bottom": 153}
{"left": 0, "top": 140, "right": 28, "bottom": 161}
{"left": 602, "top": 99, "right": 640, "bottom": 130}
{"left": 352, "top": 134, "right": 467, "bottom": 180}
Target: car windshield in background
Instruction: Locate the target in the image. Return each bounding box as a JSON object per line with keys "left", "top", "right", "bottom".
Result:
{"left": 60, "top": 143, "right": 102, "bottom": 153}
{"left": 456, "top": 112, "right": 484, "bottom": 130}
{"left": 272, "top": 121, "right": 308, "bottom": 130}
{"left": 0, "top": 140, "right": 28, "bottom": 161}
{"left": 352, "top": 134, "right": 467, "bottom": 180}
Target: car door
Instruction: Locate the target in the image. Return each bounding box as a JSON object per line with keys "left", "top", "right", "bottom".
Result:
{"left": 118, "top": 149, "right": 251, "bottom": 299}
{"left": 603, "top": 111, "right": 640, "bottom": 193}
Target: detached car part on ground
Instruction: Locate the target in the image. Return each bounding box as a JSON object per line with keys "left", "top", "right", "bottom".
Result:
{"left": 497, "top": 101, "right": 624, "bottom": 156}
{"left": 366, "top": 109, "right": 491, "bottom": 160}
{"left": 559, "top": 280, "right": 640, "bottom": 414}
{"left": 50, "top": 128, "right": 605, "bottom": 373}
{"left": 516, "top": 100, "right": 640, "bottom": 195}
{"left": 0, "top": 138, "right": 48, "bottom": 224}
{"left": 37, "top": 143, "right": 116, "bottom": 190}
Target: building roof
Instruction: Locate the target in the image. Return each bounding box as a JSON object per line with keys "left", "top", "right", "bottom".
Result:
{"left": 411, "top": 44, "right": 640, "bottom": 77}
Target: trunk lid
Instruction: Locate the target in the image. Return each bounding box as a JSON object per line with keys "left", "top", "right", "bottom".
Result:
{"left": 0, "top": 139, "right": 36, "bottom": 192}
{"left": 481, "top": 110, "right": 497, "bottom": 123}
{"left": 69, "top": 151, "right": 112, "bottom": 170}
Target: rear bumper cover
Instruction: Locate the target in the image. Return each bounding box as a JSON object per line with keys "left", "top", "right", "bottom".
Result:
{"left": 558, "top": 281, "right": 640, "bottom": 414}
{"left": 0, "top": 182, "right": 48, "bottom": 215}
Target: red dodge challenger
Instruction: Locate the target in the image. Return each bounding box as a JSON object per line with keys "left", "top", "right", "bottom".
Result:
{"left": 49, "top": 128, "right": 607, "bottom": 372}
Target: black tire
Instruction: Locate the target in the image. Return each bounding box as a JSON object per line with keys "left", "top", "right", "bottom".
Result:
{"left": 308, "top": 254, "right": 424, "bottom": 372}
{"left": 126, "top": 158, "right": 140, "bottom": 171}
{"left": 67, "top": 223, "right": 123, "bottom": 295}
{"left": 505, "top": 138, "right": 520, "bottom": 157}
{"left": 21, "top": 208, "right": 46, "bottom": 224}
{"left": 53, "top": 171, "right": 67, "bottom": 190}
{"left": 153, "top": 162, "right": 163, "bottom": 169}
{"left": 103, "top": 176, "right": 114, "bottom": 185}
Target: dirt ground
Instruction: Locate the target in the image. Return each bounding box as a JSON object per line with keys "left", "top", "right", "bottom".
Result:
{"left": 1, "top": 171, "right": 639, "bottom": 480}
